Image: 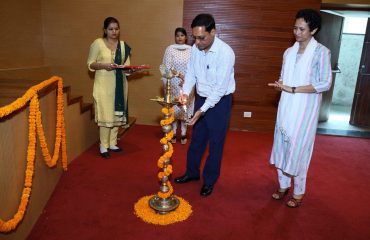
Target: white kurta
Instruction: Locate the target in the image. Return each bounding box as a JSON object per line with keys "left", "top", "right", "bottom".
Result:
{"left": 270, "top": 40, "right": 332, "bottom": 176}
{"left": 162, "top": 44, "right": 194, "bottom": 120}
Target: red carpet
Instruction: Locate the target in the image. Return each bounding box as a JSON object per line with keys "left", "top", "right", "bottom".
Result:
{"left": 27, "top": 125, "right": 370, "bottom": 240}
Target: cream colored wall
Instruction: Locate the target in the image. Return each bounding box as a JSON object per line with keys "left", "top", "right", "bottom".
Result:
{"left": 41, "top": 0, "right": 184, "bottom": 126}
{"left": 0, "top": 67, "right": 51, "bottom": 81}
{"left": 0, "top": 0, "right": 44, "bottom": 69}
{"left": 64, "top": 101, "right": 99, "bottom": 160}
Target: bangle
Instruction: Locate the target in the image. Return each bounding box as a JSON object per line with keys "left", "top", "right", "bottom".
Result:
{"left": 292, "top": 87, "right": 296, "bottom": 94}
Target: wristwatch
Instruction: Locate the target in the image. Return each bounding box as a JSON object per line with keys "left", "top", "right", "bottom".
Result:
{"left": 292, "top": 87, "right": 296, "bottom": 94}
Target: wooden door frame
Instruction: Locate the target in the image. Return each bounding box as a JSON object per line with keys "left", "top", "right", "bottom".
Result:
{"left": 350, "top": 18, "right": 370, "bottom": 126}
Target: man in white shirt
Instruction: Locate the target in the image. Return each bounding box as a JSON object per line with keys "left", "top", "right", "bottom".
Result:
{"left": 174, "top": 13, "right": 236, "bottom": 197}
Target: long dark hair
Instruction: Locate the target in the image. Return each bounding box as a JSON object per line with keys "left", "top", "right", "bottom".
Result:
{"left": 102, "top": 17, "right": 120, "bottom": 38}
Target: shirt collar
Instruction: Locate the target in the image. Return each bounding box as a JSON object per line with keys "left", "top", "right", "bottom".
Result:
{"left": 207, "top": 36, "right": 219, "bottom": 53}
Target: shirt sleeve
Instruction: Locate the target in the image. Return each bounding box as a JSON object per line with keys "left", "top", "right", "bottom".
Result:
{"left": 87, "top": 39, "right": 100, "bottom": 72}
{"left": 201, "top": 47, "right": 235, "bottom": 112}
{"left": 312, "top": 46, "right": 332, "bottom": 93}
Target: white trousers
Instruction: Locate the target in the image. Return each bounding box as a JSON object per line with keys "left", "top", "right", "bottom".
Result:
{"left": 172, "top": 120, "right": 187, "bottom": 136}
{"left": 99, "top": 126, "right": 119, "bottom": 148}
{"left": 277, "top": 162, "right": 310, "bottom": 196}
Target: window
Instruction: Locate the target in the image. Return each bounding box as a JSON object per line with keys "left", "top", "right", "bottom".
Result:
{"left": 342, "top": 17, "right": 368, "bottom": 34}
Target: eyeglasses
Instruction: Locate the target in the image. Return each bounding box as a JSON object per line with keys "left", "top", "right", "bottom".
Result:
{"left": 191, "top": 35, "right": 208, "bottom": 41}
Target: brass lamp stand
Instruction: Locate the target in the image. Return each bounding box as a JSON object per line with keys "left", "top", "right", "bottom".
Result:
{"left": 149, "top": 65, "right": 180, "bottom": 214}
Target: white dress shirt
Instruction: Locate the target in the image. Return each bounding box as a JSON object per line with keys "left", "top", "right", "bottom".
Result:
{"left": 183, "top": 36, "right": 235, "bottom": 112}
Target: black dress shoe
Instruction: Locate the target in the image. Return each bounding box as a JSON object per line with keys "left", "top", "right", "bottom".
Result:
{"left": 100, "top": 152, "right": 110, "bottom": 159}
{"left": 174, "top": 175, "right": 200, "bottom": 184}
{"left": 108, "top": 147, "right": 122, "bottom": 152}
{"left": 200, "top": 185, "right": 213, "bottom": 197}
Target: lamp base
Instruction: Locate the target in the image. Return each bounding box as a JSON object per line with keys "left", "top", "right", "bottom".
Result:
{"left": 149, "top": 195, "right": 180, "bottom": 215}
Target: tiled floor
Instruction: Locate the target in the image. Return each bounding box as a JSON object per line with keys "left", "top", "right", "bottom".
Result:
{"left": 317, "top": 104, "right": 370, "bottom": 138}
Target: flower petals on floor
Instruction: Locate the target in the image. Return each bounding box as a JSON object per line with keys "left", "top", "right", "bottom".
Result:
{"left": 134, "top": 195, "right": 192, "bottom": 225}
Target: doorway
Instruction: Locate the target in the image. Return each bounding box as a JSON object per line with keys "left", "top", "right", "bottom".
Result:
{"left": 317, "top": 10, "right": 370, "bottom": 138}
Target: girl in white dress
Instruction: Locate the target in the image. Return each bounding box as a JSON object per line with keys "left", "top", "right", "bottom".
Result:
{"left": 162, "top": 28, "right": 194, "bottom": 144}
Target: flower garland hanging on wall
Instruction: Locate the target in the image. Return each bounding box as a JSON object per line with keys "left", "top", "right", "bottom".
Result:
{"left": 0, "top": 76, "right": 68, "bottom": 233}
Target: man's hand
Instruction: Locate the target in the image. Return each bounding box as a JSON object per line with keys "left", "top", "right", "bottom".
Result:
{"left": 178, "top": 73, "right": 185, "bottom": 87}
{"left": 178, "top": 94, "right": 189, "bottom": 105}
{"left": 187, "top": 110, "right": 203, "bottom": 126}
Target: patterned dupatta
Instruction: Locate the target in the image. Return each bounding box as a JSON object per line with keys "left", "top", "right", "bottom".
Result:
{"left": 282, "top": 37, "right": 318, "bottom": 87}
{"left": 114, "top": 41, "right": 131, "bottom": 120}
{"left": 277, "top": 37, "right": 318, "bottom": 143}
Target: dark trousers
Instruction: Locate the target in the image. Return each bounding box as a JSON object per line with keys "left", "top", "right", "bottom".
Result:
{"left": 186, "top": 94, "right": 232, "bottom": 186}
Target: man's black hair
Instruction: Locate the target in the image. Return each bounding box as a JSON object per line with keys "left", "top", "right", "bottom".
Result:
{"left": 191, "top": 13, "right": 216, "bottom": 32}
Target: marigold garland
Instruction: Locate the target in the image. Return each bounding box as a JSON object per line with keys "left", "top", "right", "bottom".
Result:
{"left": 160, "top": 131, "right": 174, "bottom": 145}
{"left": 161, "top": 107, "right": 174, "bottom": 115}
{"left": 134, "top": 107, "right": 192, "bottom": 225}
{"left": 36, "top": 79, "right": 68, "bottom": 169}
{"left": 0, "top": 76, "right": 68, "bottom": 233}
{"left": 160, "top": 115, "right": 175, "bottom": 126}
{"left": 157, "top": 107, "right": 175, "bottom": 199}
{"left": 157, "top": 143, "right": 173, "bottom": 169}
{"left": 134, "top": 195, "right": 192, "bottom": 225}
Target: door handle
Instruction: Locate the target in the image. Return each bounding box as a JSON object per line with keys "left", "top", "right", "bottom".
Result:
{"left": 332, "top": 63, "right": 341, "bottom": 73}
{"left": 332, "top": 67, "right": 341, "bottom": 73}
{"left": 360, "top": 65, "right": 365, "bottom": 73}
{"left": 360, "top": 64, "right": 369, "bottom": 74}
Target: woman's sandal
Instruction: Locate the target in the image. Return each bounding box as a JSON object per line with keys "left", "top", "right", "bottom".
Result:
{"left": 286, "top": 197, "right": 303, "bottom": 208}
{"left": 271, "top": 188, "right": 290, "bottom": 200}
{"left": 180, "top": 135, "right": 187, "bottom": 144}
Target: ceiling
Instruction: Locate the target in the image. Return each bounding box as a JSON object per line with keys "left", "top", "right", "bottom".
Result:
{"left": 322, "top": 10, "right": 370, "bottom": 17}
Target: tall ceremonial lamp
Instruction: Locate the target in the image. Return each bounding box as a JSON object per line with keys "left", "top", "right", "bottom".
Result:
{"left": 149, "top": 64, "right": 180, "bottom": 213}
{"left": 133, "top": 64, "right": 192, "bottom": 225}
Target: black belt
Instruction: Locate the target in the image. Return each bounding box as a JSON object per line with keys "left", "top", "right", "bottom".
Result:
{"left": 197, "top": 93, "right": 232, "bottom": 100}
